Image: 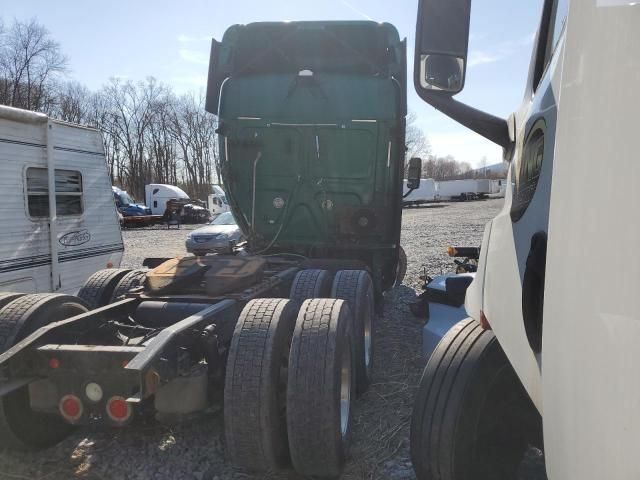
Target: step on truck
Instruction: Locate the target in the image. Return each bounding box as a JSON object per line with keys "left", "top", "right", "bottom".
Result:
{"left": 0, "top": 21, "right": 414, "bottom": 478}
{"left": 409, "top": 1, "right": 640, "bottom": 479}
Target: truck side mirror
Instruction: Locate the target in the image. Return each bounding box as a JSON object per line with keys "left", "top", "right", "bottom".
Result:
{"left": 414, "top": 0, "right": 471, "bottom": 95}
{"left": 407, "top": 157, "right": 422, "bottom": 189}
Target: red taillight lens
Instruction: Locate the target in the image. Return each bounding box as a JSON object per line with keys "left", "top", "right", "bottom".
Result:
{"left": 107, "top": 396, "right": 131, "bottom": 422}
{"left": 59, "top": 394, "right": 82, "bottom": 421}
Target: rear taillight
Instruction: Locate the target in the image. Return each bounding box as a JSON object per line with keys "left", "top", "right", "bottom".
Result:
{"left": 106, "top": 396, "right": 131, "bottom": 422}
{"left": 59, "top": 394, "right": 83, "bottom": 422}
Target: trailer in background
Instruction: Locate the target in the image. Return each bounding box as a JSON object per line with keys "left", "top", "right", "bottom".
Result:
{"left": 437, "top": 179, "right": 493, "bottom": 201}
{"left": 402, "top": 178, "right": 439, "bottom": 207}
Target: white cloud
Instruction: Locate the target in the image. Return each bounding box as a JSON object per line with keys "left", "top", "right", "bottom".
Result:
{"left": 171, "top": 74, "right": 207, "bottom": 89}
{"left": 177, "top": 34, "right": 210, "bottom": 43}
{"left": 339, "top": 0, "right": 375, "bottom": 20}
{"left": 467, "top": 50, "right": 504, "bottom": 67}
{"left": 179, "top": 49, "right": 208, "bottom": 66}
{"left": 467, "top": 32, "right": 536, "bottom": 69}
{"left": 428, "top": 130, "right": 504, "bottom": 168}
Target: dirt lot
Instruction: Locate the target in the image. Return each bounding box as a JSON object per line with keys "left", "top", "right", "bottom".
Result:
{"left": 0, "top": 199, "right": 506, "bottom": 480}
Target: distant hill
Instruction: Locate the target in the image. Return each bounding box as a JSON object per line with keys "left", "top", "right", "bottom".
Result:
{"left": 472, "top": 162, "right": 508, "bottom": 177}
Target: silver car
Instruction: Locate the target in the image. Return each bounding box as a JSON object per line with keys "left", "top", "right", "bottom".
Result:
{"left": 185, "top": 212, "right": 244, "bottom": 255}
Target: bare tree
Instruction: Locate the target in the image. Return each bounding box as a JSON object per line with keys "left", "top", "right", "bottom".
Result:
{"left": 0, "top": 18, "right": 68, "bottom": 111}
{"left": 405, "top": 110, "right": 432, "bottom": 175}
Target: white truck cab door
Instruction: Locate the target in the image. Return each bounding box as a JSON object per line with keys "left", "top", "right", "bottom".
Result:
{"left": 479, "top": 0, "right": 568, "bottom": 411}
{"left": 542, "top": 2, "right": 640, "bottom": 478}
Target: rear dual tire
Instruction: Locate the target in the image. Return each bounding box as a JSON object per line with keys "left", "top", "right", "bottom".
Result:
{"left": 287, "top": 298, "right": 355, "bottom": 478}
{"left": 224, "top": 298, "right": 297, "bottom": 471}
{"left": 225, "top": 298, "right": 355, "bottom": 478}
{"left": 77, "top": 268, "right": 131, "bottom": 309}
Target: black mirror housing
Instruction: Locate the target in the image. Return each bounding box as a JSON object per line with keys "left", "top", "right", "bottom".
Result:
{"left": 407, "top": 157, "right": 423, "bottom": 189}
{"left": 414, "top": 0, "right": 471, "bottom": 95}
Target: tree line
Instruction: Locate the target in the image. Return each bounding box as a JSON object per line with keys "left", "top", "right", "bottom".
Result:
{"left": 1, "top": 17, "right": 497, "bottom": 200}
{"left": 0, "top": 17, "right": 219, "bottom": 201}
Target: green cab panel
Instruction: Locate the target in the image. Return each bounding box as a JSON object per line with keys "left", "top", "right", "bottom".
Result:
{"left": 210, "top": 21, "right": 407, "bottom": 293}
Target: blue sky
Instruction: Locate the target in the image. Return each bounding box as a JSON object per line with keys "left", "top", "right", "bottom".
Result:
{"left": 2, "top": 0, "right": 542, "bottom": 167}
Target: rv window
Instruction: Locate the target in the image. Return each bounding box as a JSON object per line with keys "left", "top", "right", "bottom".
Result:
{"left": 26, "top": 168, "right": 83, "bottom": 217}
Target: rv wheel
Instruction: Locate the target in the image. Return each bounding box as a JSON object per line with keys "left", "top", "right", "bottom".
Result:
{"left": 410, "top": 318, "right": 541, "bottom": 480}
{"left": 224, "top": 298, "right": 298, "bottom": 472}
{"left": 77, "top": 268, "right": 131, "bottom": 309}
{"left": 289, "top": 269, "right": 332, "bottom": 304}
{"left": 331, "top": 270, "right": 375, "bottom": 393}
{"left": 0, "top": 294, "right": 88, "bottom": 449}
{"left": 287, "top": 299, "right": 355, "bottom": 478}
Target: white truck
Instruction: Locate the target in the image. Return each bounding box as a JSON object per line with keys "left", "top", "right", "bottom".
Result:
{"left": 0, "top": 105, "right": 123, "bottom": 294}
{"left": 410, "top": 1, "right": 638, "bottom": 479}
{"left": 402, "top": 178, "right": 439, "bottom": 206}
{"left": 144, "top": 183, "right": 190, "bottom": 216}
{"left": 436, "top": 178, "right": 493, "bottom": 201}
{"left": 207, "top": 184, "right": 230, "bottom": 216}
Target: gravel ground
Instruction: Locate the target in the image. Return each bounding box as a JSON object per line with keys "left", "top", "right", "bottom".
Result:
{"left": 0, "top": 199, "right": 511, "bottom": 480}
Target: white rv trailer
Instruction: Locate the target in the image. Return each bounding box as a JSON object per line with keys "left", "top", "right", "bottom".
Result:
{"left": 144, "top": 183, "right": 190, "bottom": 216}
{"left": 402, "top": 178, "right": 439, "bottom": 206}
{"left": 0, "top": 105, "right": 123, "bottom": 294}
{"left": 436, "top": 178, "right": 493, "bottom": 200}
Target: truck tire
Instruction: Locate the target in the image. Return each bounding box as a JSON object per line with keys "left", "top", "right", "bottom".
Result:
{"left": 287, "top": 299, "right": 355, "bottom": 477}
{"left": 77, "top": 268, "right": 130, "bottom": 309}
{"left": 0, "top": 292, "right": 25, "bottom": 310}
{"left": 410, "top": 318, "right": 541, "bottom": 480}
{"left": 224, "top": 298, "right": 298, "bottom": 471}
{"left": 289, "top": 269, "right": 332, "bottom": 304}
{"left": 0, "top": 294, "right": 88, "bottom": 449}
{"left": 109, "top": 269, "right": 148, "bottom": 302}
{"left": 395, "top": 245, "right": 407, "bottom": 286}
{"left": 331, "top": 270, "right": 375, "bottom": 394}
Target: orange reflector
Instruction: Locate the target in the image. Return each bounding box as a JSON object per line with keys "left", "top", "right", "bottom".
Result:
{"left": 447, "top": 246, "right": 456, "bottom": 257}
{"left": 59, "top": 394, "right": 83, "bottom": 421}
{"left": 106, "top": 261, "right": 114, "bottom": 268}
{"left": 107, "top": 396, "right": 131, "bottom": 422}
{"left": 479, "top": 310, "right": 491, "bottom": 330}
{"left": 48, "top": 357, "right": 60, "bottom": 369}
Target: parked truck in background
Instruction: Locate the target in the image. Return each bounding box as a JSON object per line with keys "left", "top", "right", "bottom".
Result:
{"left": 0, "top": 21, "right": 410, "bottom": 479}
{"left": 410, "top": 1, "right": 640, "bottom": 479}
{"left": 112, "top": 186, "right": 151, "bottom": 217}
{"left": 0, "top": 105, "right": 123, "bottom": 295}
{"left": 144, "top": 183, "right": 189, "bottom": 216}
{"left": 207, "top": 184, "right": 230, "bottom": 216}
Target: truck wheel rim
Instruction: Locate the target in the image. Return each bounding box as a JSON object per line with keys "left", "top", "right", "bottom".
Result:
{"left": 340, "top": 345, "right": 352, "bottom": 437}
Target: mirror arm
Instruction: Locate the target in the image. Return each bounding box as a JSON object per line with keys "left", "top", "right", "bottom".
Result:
{"left": 416, "top": 91, "right": 511, "bottom": 149}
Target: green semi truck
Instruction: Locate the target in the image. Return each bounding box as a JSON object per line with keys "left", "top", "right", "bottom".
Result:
{"left": 207, "top": 21, "right": 409, "bottom": 298}
{"left": 0, "top": 21, "right": 414, "bottom": 478}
